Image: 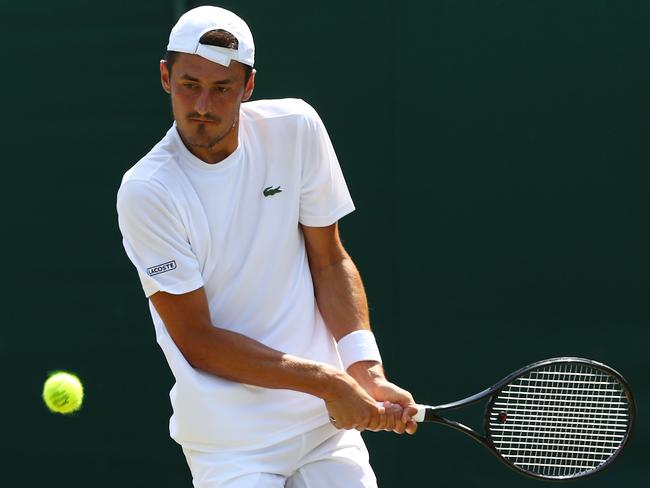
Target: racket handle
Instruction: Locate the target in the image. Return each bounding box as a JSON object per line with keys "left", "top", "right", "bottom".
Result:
{"left": 376, "top": 402, "right": 427, "bottom": 422}
{"left": 413, "top": 405, "right": 427, "bottom": 423}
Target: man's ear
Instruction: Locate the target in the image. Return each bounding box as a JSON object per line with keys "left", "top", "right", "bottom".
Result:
{"left": 160, "top": 60, "right": 172, "bottom": 94}
{"left": 243, "top": 69, "right": 256, "bottom": 102}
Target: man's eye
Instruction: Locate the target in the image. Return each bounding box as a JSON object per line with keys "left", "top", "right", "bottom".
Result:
{"left": 215, "top": 87, "right": 229, "bottom": 93}
{"left": 183, "top": 83, "right": 198, "bottom": 89}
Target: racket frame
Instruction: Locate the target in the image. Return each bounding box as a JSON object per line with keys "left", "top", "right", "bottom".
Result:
{"left": 416, "top": 357, "right": 636, "bottom": 481}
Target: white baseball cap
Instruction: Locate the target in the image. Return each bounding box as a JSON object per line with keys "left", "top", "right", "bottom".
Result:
{"left": 167, "top": 6, "right": 255, "bottom": 67}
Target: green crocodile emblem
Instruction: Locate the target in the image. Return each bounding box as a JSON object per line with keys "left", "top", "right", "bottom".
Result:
{"left": 263, "top": 185, "right": 283, "bottom": 197}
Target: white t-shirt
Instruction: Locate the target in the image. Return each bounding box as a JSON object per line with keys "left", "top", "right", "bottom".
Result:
{"left": 117, "top": 98, "right": 355, "bottom": 451}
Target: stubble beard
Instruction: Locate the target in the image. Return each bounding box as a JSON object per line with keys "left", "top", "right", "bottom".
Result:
{"left": 185, "top": 121, "right": 234, "bottom": 149}
{"left": 171, "top": 98, "right": 239, "bottom": 150}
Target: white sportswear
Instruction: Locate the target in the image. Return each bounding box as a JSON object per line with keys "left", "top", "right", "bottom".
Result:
{"left": 183, "top": 424, "right": 377, "bottom": 487}
{"left": 117, "top": 98, "right": 355, "bottom": 451}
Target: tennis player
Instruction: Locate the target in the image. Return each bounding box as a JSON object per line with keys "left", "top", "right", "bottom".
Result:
{"left": 117, "top": 6, "right": 417, "bottom": 487}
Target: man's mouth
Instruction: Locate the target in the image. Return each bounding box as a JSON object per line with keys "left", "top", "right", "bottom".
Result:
{"left": 189, "top": 118, "right": 217, "bottom": 124}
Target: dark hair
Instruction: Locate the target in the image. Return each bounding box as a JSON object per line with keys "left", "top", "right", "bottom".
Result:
{"left": 165, "top": 29, "right": 253, "bottom": 84}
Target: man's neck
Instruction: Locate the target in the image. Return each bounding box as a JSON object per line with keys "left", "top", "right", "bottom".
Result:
{"left": 188, "top": 142, "right": 238, "bottom": 164}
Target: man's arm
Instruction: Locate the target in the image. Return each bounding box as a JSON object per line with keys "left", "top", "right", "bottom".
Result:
{"left": 301, "top": 222, "right": 418, "bottom": 434}
{"left": 149, "top": 287, "right": 387, "bottom": 431}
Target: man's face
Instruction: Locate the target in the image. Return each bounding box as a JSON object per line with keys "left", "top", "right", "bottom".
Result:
{"left": 160, "top": 53, "right": 255, "bottom": 153}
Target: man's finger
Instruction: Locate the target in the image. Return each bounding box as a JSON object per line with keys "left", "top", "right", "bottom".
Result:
{"left": 393, "top": 418, "right": 407, "bottom": 434}
{"left": 401, "top": 405, "right": 418, "bottom": 424}
{"left": 405, "top": 420, "right": 418, "bottom": 435}
{"left": 384, "top": 404, "right": 401, "bottom": 432}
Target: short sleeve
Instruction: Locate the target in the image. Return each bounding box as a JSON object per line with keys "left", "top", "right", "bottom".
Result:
{"left": 298, "top": 104, "right": 355, "bottom": 227}
{"left": 117, "top": 179, "right": 204, "bottom": 297}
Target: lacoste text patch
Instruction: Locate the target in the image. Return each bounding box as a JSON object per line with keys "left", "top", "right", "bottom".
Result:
{"left": 147, "top": 260, "right": 177, "bottom": 276}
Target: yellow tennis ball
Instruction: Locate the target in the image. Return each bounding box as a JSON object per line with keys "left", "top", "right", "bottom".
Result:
{"left": 42, "top": 371, "right": 84, "bottom": 414}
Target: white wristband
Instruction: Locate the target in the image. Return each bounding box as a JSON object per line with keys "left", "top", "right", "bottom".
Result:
{"left": 337, "top": 330, "right": 382, "bottom": 371}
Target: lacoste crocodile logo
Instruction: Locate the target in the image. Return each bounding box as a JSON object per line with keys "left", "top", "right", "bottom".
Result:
{"left": 263, "top": 186, "right": 283, "bottom": 197}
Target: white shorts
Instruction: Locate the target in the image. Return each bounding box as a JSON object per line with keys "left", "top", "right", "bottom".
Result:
{"left": 182, "top": 423, "right": 378, "bottom": 488}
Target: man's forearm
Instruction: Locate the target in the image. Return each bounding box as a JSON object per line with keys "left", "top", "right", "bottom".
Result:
{"left": 151, "top": 288, "right": 358, "bottom": 400}
{"left": 183, "top": 324, "right": 349, "bottom": 399}
{"left": 310, "top": 252, "right": 372, "bottom": 340}
{"left": 307, "top": 245, "right": 391, "bottom": 392}
{"left": 178, "top": 323, "right": 391, "bottom": 430}
{"left": 300, "top": 225, "right": 418, "bottom": 432}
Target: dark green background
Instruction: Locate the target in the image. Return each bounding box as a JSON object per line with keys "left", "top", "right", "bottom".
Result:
{"left": 2, "top": 0, "right": 647, "bottom": 486}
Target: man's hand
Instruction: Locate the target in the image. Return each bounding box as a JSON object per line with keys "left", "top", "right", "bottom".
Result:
{"left": 322, "top": 368, "right": 387, "bottom": 431}
{"left": 347, "top": 361, "right": 418, "bottom": 435}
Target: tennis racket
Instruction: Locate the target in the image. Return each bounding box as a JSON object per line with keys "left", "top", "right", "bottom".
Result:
{"left": 412, "top": 357, "right": 635, "bottom": 480}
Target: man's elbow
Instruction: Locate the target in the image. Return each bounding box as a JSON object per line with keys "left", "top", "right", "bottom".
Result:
{"left": 171, "top": 328, "right": 214, "bottom": 371}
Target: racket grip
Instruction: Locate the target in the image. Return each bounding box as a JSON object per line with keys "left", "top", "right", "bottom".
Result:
{"left": 413, "top": 405, "right": 426, "bottom": 423}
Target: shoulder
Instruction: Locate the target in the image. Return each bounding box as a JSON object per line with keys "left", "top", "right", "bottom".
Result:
{"left": 241, "top": 98, "right": 322, "bottom": 125}
{"left": 118, "top": 128, "right": 183, "bottom": 201}
{"left": 117, "top": 130, "right": 184, "bottom": 211}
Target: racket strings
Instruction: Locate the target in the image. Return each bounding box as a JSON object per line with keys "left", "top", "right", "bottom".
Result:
{"left": 487, "top": 362, "right": 630, "bottom": 478}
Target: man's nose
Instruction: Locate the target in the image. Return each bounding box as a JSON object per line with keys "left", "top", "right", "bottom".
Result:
{"left": 194, "top": 88, "right": 212, "bottom": 115}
